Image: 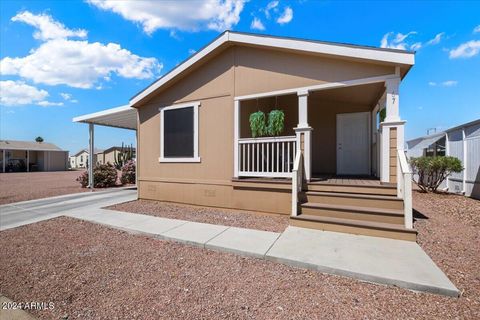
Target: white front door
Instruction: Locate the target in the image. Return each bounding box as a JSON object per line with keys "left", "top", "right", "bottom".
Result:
{"left": 336, "top": 112, "right": 370, "bottom": 175}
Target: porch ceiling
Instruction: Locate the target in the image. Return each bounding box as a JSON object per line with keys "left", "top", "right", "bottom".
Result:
{"left": 310, "top": 82, "right": 384, "bottom": 106}
{"left": 72, "top": 105, "right": 137, "bottom": 130}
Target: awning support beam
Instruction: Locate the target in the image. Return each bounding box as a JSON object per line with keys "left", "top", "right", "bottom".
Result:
{"left": 88, "top": 123, "right": 94, "bottom": 189}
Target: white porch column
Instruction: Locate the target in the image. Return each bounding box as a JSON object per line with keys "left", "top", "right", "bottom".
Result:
{"left": 385, "top": 77, "right": 401, "bottom": 122}
{"left": 88, "top": 123, "right": 94, "bottom": 189}
{"left": 295, "top": 90, "right": 312, "bottom": 181}
{"left": 445, "top": 132, "right": 450, "bottom": 191}
{"left": 233, "top": 99, "right": 240, "bottom": 178}
{"left": 26, "top": 150, "right": 29, "bottom": 172}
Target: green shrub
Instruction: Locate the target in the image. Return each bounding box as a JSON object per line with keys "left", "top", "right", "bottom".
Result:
{"left": 267, "top": 110, "right": 285, "bottom": 136}
{"left": 409, "top": 156, "right": 463, "bottom": 192}
{"left": 76, "top": 163, "right": 118, "bottom": 188}
{"left": 120, "top": 160, "right": 136, "bottom": 185}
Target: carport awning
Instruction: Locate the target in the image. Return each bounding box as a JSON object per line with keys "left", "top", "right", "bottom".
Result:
{"left": 410, "top": 133, "right": 445, "bottom": 151}
{"left": 73, "top": 105, "right": 137, "bottom": 130}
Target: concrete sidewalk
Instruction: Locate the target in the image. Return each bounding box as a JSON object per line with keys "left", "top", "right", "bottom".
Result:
{"left": 64, "top": 208, "right": 459, "bottom": 297}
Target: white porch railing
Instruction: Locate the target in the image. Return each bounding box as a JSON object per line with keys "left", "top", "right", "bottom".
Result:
{"left": 397, "top": 150, "right": 413, "bottom": 229}
{"left": 291, "top": 150, "right": 303, "bottom": 217}
{"left": 238, "top": 136, "right": 296, "bottom": 178}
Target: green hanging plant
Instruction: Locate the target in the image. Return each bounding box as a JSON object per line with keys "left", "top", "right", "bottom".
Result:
{"left": 379, "top": 108, "right": 386, "bottom": 123}
{"left": 249, "top": 111, "right": 267, "bottom": 138}
{"left": 267, "top": 109, "right": 285, "bottom": 136}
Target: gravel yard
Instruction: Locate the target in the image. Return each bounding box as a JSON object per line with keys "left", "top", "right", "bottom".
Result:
{"left": 0, "top": 192, "right": 478, "bottom": 319}
{"left": 0, "top": 171, "right": 88, "bottom": 205}
{"left": 108, "top": 200, "right": 289, "bottom": 232}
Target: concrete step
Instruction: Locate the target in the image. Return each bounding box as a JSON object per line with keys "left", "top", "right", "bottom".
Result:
{"left": 305, "top": 191, "right": 403, "bottom": 210}
{"left": 300, "top": 202, "right": 404, "bottom": 225}
{"left": 290, "top": 214, "right": 417, "bottom": 241}
{"left": 307, "top": 183, "right": 397, "bottom": 196}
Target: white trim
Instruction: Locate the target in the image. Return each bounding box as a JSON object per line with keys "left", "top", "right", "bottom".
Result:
{"left": 88, "top": 123, "right": 94, "bottom": 189}
{"left": 234, "top": 100, "right": 240, "bottom": 178}
{"left": 159, "top": 101, "right": 201, "bottom": 163}
{"left": 238, "top": 171, "right": 292, "bottom": 178}
{"left": 73, "top": 105, "right": 132, "bottom": 122}
{"left": 380, "top": 125, "right": 390, "bottom": 183}
{"left": 384, "top": 77, "right": 401, "bottom": 122}
{"left": 445, "top": 131, "right": 450, "bottom": 190}
{"left": 238, "top": 136, "right": 297, "bottom": 144}
{"left": 130, "top": 31, "right": 414, "bottom": 106}
{"left": 158, "top": 157, "right": 201, "bottom": 163}
{"left": 235, "top": 74, "right": 398, "bottom": 101}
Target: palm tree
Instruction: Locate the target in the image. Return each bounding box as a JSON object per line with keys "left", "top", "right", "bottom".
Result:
{"left": 35, "top": 136, "right": 44, "bottom": 143}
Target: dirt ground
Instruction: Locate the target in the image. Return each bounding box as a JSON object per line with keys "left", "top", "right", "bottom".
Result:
{"left": 0, "top": 171, "right": 88, "bottom": 205}
{"left": 0, "top": 191, "right": 479, "bottom": 319}
{"left": 108, "top": 200, "right": 289, "bottom": 232}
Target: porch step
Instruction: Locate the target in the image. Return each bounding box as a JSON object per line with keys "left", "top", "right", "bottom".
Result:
{"left": 307, "top": 183, "right": 396, "bottom": 196}
{"left": 300, "top": 202, "right": 404, "bottom": 225}
{"left": 290, "top": 214, "right": 417, "bottom": 241}
{"left": 305, "top": 191, "right": 403, "bottom": 210}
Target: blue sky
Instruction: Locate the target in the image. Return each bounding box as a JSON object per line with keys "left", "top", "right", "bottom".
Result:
{"left": 1, "top": 0, "right": 479, "bottom": 153}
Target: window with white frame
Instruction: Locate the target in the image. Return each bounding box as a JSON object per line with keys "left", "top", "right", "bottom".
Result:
{"left": 159, "top": 102, "right": 200, "bottom": 162}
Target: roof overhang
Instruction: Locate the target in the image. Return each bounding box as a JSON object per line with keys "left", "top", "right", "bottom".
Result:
{"left": 73, "top": 105, "right": 137, "bottom": 130}
{"left": 130, "top": 31, "right": 415, "bottom": 106}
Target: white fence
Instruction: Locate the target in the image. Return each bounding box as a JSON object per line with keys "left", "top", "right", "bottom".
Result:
{"left": 238, "top": 136, "right": 297, "bottom": 178}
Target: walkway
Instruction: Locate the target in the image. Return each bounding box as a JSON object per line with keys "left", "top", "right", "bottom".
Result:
{"left": 0, "top": 190, "right": 459, "bottom": 297}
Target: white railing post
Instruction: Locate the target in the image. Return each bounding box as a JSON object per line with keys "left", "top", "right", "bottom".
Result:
{"left": 291, "top": 151, "right": 303, "bottom": 217}
{"left": 233, "top": 100, "right": 240, "bottom": 178}
{"left": 404, "top": 172, "right": 413, "bottom": 229}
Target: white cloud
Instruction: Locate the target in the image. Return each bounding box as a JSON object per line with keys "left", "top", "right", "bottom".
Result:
{"left": 449, "top": 40, "right": 480, "bottom": 59}
{"left": 87, "top": 0, "right": 246, "bottom": 34}
{"left": 380, "top": 31, "right": 417, "bottom": 50}
{"left": 429, "top": 80, "right": 458, "bottom": 87}
{"left": 12, "top": 11, "right": 87, "bottom": 40}
{"left": 188, "top": 48, "right": 196, "bottom": 55}
{"left": 473, "top": 25, "right": 480, "bottom": 33}
{"left": 37, "top": 101, "right": 64, "bottom": 107}
{"left": 276, "top": 6, "right": 293, "bottom": 24}
{"left": 264, "top": 1, "right": 279, "bottom": 19}
{"left": 426, "top": 32, "right": 445, "bottom": 46}
{"left": 0, "top": 80, "right": 61, "bottom": 107}
{"left": 250, "top": 17, "right": 265, "bottom": 31}
{"left": 1, "top": 11, "right": 161, "bottom": 89}
{"left": 60, "top": 93, "right": 72, "bottom": 100}
{"left": 410, "top": 42, "right": 422, "bottom": 51}
{"left": 442, "top": 80, "right": 458, "bottom": 87}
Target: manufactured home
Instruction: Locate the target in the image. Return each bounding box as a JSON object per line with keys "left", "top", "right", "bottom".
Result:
{"left": 75, "top": 32, "right": 416, "bottom": 241}
{"left": 407, "top": 119, "right": 480, "bottom": 199}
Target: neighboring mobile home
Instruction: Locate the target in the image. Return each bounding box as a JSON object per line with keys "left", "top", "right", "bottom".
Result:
{"left": 70, "top": 148, "right": 103, "bottom": 169}
{"left": 407, "top": 119, "right": 480, "bottom": 199}
{"left": 76, "top": 31, "right": 417, "bottom": 240}
{"left": 0, "top": 140, "right": 68, "bottom": 172}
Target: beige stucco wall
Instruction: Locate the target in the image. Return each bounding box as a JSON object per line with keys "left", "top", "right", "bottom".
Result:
{"left": 137, "top": 44, "right": 395, "bottom": 214}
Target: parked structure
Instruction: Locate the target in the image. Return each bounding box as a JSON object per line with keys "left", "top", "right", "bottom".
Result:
{"left": 407, "top": 119, "right": 480, "bottom": 199}
{"left": 74, "top": 31, "right": 416, "bottom": 241}
{"left": 0, "top": 140, "right": 68, "bottom": 172}
{"left": 96, "top": 146, "right": 136, "bottom": 165}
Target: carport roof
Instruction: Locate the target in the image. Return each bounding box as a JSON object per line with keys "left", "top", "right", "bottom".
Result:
{"left": 73, "top": 105, "right": 137, "bottom": 130}
{"left": 0, "top": 140, "right": 65, "bottom": 151}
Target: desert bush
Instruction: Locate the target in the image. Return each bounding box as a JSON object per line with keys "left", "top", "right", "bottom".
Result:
{"left": 120, "top": 160, "right": 136, "bottom": 185}
{"left": 409, "top": 156, "right": 463, "bottom": 192}
{"left": 76, "top": 163, "right": 118, "bottom": 188}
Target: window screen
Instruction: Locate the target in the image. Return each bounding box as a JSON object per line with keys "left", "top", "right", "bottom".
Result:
{"left": 163, "top": 107, "right": 194, "bottom": 158}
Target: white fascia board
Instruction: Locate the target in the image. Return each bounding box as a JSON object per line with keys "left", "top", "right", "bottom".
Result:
{"left": 229, "top": 33, "right": 415, "bottom": 65}
{"left": 130, "top": 31, "right": 414, "bottom": 106}
{"left": 72, "top": 105, "right": 133, "bottom": 123}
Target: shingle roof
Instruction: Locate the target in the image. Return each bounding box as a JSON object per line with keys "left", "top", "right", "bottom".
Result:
{"left": 0, "top": 140, "right": 65, "bottom": 151}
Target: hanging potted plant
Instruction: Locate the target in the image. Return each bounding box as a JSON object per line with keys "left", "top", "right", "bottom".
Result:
{"left": 249, "top": 111, "right": 267, "bottom": 138}
{"left": 267, "top": 109, "right": 285, "bottom": 136}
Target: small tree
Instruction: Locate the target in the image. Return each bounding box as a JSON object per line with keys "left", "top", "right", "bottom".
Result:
{"left": 409, "top": 156, "right": 463, "bottom": 192}
{"left": 35, "top": 136, "right": 44, "bottom": 143}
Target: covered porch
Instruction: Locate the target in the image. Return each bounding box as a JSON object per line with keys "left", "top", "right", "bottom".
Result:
{"left": 233, "top": 73, "right": 405, "bottom": 184}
